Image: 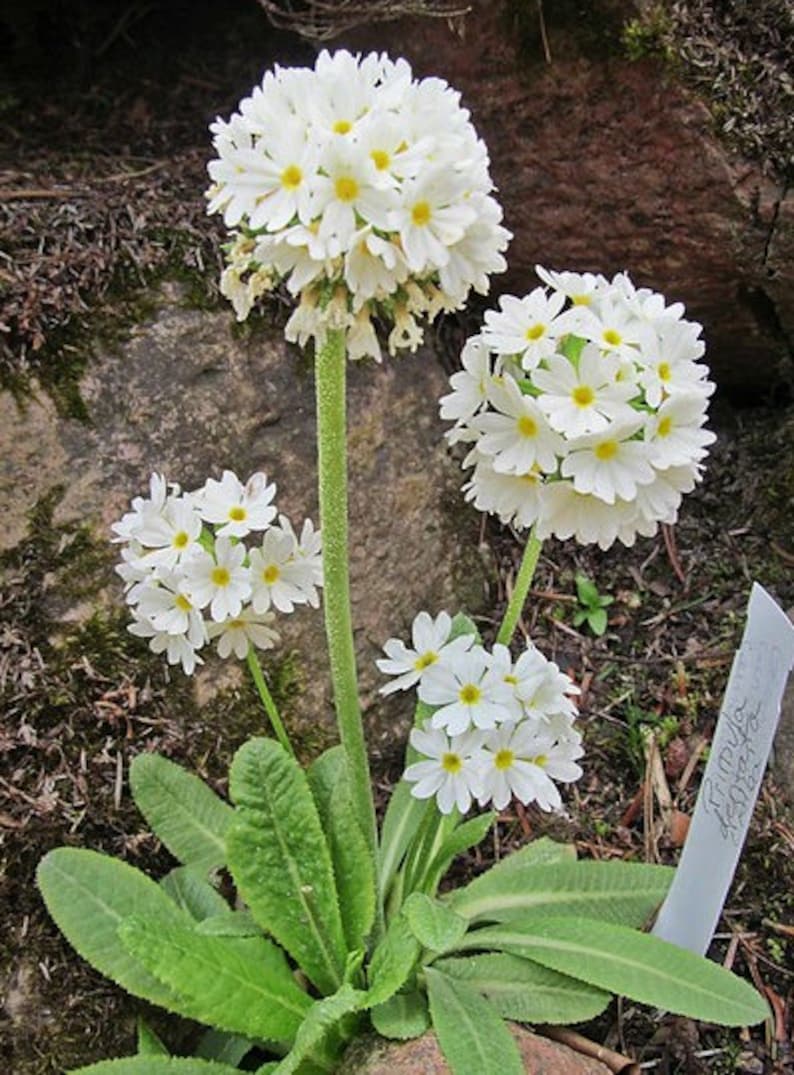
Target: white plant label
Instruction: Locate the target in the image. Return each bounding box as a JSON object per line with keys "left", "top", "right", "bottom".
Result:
{"left": 653, "top": 583, "right": 794, "bottom": 955}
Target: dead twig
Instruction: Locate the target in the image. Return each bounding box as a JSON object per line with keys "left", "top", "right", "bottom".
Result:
{"left": 538, "top": 1026, "right": 640, "bottom": 1074}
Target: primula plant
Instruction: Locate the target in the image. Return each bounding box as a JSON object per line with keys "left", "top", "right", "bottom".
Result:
{"left": 38, "top": 50, "right": 768, "bottom": 1075}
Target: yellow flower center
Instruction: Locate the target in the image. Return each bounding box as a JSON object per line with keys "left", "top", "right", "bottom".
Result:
{"left": 228, "top": 506, "right": 247, "bottom": 522}
{"left": 335, "top": 175, "right": 359, "bottom": 202}
{"left": 370, "top": 149, "right": 390, "bottom": 171}
{"left": 517, "top": 415, "right": 538, "bottom": 438}
{"left": 413, "top": 651, "right": 438, "bottom": 672}
{"left": 521, "top": 469, "right": 541, "bottom": 485}
{"left": 657, "top": 416, "right": 673, "bottom": 437}
{"left": 572, "top": 293, "right": 591, "bottom": 305}
{"left": 658, "top": 362, "right": 672, "bottom": 381}
{"left": 280, "top": 164, "right": 303, "bottom": 190}
{"left": 531, "top": 754, "right": 548, "bottom": 768}
{"left": 411, "top": 200, "right": 432, "bottom": 227}
{"left": 263, "top": 564, "right": 280, "bottom": 584}
{"left": 333, "top": 119, "right": 352, "bottom": 134}
{"left": 494, "top": 749, "right": 515, "bottom": 771}
{"left": 594, "top": 439, "right": 619, "bottom": 461}
{"left": 572, "top": 385, "right": 595, "bottom": 407}
{"left": 459, "top": 683, "right": 482, "bottom": 706}
{"left": 175, "top": 594, "right": 192, "bottom": 612}
{"left": 172, "top": 530, "right": 190, "bottom": 549}
{"left": 441, "top": 752, "right": 463, "bottom": 774}
{"left": 211, "top": 566, "right": 231, "bottom": 587}
{"left": 228, "top": 619, "right": 244, "bottom": 630}
{"left": 504, "top": 674, "right": 518, "bottom": 685}
{"left": 525, "top": 323, "right": 545, "bottom": 341}
{"left": 602, "top": 328, "right": 622, "bottom": 347}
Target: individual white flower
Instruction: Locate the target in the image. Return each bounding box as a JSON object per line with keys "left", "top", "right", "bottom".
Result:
{"left": 419, "top": 645, "right": 513, "bottom": 736}
{"left": 182, "top": 537, "right": 251, "bottom": 622}
{"left": 536, "top": 480, "right": 634, "bottom": 551}
{"left": 249, "top": 524, "right": 316, "bottom": 614}
{"left": 111, "top": 473, "right": 171, "bottom": 543}
{"left": 481, "top": 287, "right": 567, "bottom": 369}
{"left": 128, "top": 613, "right": 204, "bottom": 676}
{"left": 208, "top": 608, "right": 280, "bottom": 659}
{"left": 467, "top": 373, "right": 563, "bottom": 474}
{"left": 135, "top": 573, "right": 207, "bottom": 647}
{"left": 463, "top": 452, "right": 545, "bottom": 530}
{"left": 403, "top": 724, "right": 487, "bottom": 815}
{"left": 392, "top": 169, "right": 477, "bottom": 273}
{"left": 477, "top": 724, "right": 583, "bottom": 812}
{"left": 645, "top": 395, "right": 716, "bottom": 468}
{"left": 439, "top": 336, "right": 497, "bottom": 425}
{"left": 577, "top": 296, "right": 651, "bottom": 360}
{"left": 516, "top": 652, "right": 580, "bottom": 724}
{"left": 377, "top": 610, "right": 474, "bottom": 696}
{"left": 534, "top": 265, "right": 605, "bottom": 309}
{"left": 344, "top": 227, "right": 408, "bottom": 307}
{"left": 531, "top": 347, "right": 637, "bottom": 437}
{"left": 195, "top": 470, "right": 278, "bottom": 538}
{"left": 560, "top": 420, "right": 655, "bottom": 504}
{"left": 133, "top": 496, "right": 204, "bottom": 573}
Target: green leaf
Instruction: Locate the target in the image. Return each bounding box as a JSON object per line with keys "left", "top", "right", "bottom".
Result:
{"left": 195, "top": 1029, "right": 252, "bottom": 1066}
{"left": 308, "top": 746, "right": 376, "bottom": 951}
{"left": 196, "top": 911, "right": 261, "bottom": 937}
{"left": 72, "top": 1061, "right": 244, "bottom": 1074}
{"left": 425, "top": 968, "right": 524, "bottom": 1075}
{"left": 422, "top": 812, "right": 495, "bottom": 895}
{"left": 119, "top": 916, "right": 312, "bottom": 1041}
{"left": 572, "top": 609, "right": 587, "bottom": 627}
{"left": 456, "top": 916, "right": 770, "bottom": 1027}
{"left": 448, "top": 612, "right": 480, "bottom": 644}
{"left": 403, "top": 893, "right": 468, "bottom": 954}
{"left": 37, "top": 848, "right": 200, "bottom": 1017}
{"left": 366, "top": 913, "right": 422, "bottom": 1007}
{"left": 272, "top": 984, "right": 366, "bottom": 1075}
{"left": 371, "top": 991, "right": 429, "bottom": 1040}
{"left": 575, "top": 575, "right": 600, "bottom": 609}
{"left": 588, "top": 608, "right": 608, "bottom": 636}
{"left": 379, "top": 780, "right": 428, "bottom": 901}
{"left": 160, "top": 867, "right": 229, "bottom": 920}
{"left": 226, "top": 738, "right": 347, "bottom": 994}
{"left": 560, "top": 334, "right": 587, "bottom": 365}
{"left": 137, "top": 1018, "right": 169, "bottom": 1056}
{"left": 130, "top": 754, "right": 233, "bottom": 874}
{"left": 449, "top": 859, "right": 672, "bottom": 927}
{"left": 434, "top": 953, "right": 610, "bottom": 1024}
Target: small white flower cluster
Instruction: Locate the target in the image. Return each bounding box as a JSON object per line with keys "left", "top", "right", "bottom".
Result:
{"left": 112, "top": 471, "right": 322, "bottom": 675}
{"left": 206, "top": 50, "right": 510, "bottom": 361}
{"left": 377, "top": 611, "right": 582, "bottom": 815}
{"left": 441, "top": 267, "right": 716, "bottom": 550}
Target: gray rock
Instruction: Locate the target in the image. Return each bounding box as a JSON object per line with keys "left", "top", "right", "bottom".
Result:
{"left": 0, "top": 285, "right": 485, "bottom": 749}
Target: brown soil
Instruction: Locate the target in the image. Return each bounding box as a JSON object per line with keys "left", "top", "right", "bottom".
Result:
{"left": 2, "top": 3, "right": 793, "bottom": 1074}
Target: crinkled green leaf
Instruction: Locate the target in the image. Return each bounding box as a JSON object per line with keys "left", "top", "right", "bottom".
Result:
{"left": 449, "top": 859, "right": 672, "bottom": 927}
{"left": 379, "top": 780, "right": 428, "bottom": 902}
{"left": 226, "top": 738, "right": 347, "bottom": 994}
{"left": 366, "top": 913, "right": 421, "bottom": 1007}
{"left": 425, "top": 968, "right": 524, "bottom": 1075}
{"left": 434, "top": 953, "right": 610, "bottom": 1024}
{"left": 119, "top": 916, "right": 311, "bottom": 1041}
{"left": 456, "top": 916, "right": 770, "bottom": 1027}
{"left": 72, "top": 1060, "right": 243, "bottom": 1074}
{"left": 195, "top": 1029, "right": 252, "bottom": 1066}
{"left": 37, "top": 848, "right": 200, "bottom": 1017}
{"left": 196, "top": 911, "right": 261, "bottom": 937}
{"left": 403, "top": 893, "right": 468, "bottom": 954}
{"left": 371, "top": 991, "right": 430, "bottom": 1040}
{"left": 308, "top": 746, "right": 376, "bottom": 951}
{"left": 130, "top": 754, "right": 233, "bottom": 874}
{"left": 160, "top": 867, "right": 229, "bottom": 921}
{"left": 272, "top": 984, "right": 365, "bottom": 1075}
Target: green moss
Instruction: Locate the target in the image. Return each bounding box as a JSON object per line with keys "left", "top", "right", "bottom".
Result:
{"left": 621, "top": 7, "right": 674, "bottom": 62}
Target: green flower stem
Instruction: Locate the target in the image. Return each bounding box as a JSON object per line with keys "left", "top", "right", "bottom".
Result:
{"left": 495, "top": 528, "right": 543, "bottom": 647}
{"left": 246, "top": 645, "right": 294, "bottom": 756}
{"left": 315, "top": 328, "right": 378, "bottom": 861}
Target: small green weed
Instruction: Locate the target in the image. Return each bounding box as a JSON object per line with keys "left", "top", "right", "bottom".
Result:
{"left": 573, "top": 574, "right": 613, "bottom": 636}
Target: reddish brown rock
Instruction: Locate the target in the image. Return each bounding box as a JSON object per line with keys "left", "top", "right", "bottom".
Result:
{"left": 341, "top": 1, "right": 793, "bottom": 400}
{"left": 338, "top": 1027, "right": 615, "bottom": 1074}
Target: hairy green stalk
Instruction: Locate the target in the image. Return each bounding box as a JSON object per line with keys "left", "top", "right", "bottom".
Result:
{"left": 246, "top": 645, "right": 294, "bottom": 756}
{"left": 314, "top": 328, "right": 378, "bottom": 860}
{"left": 496, "top": 528, "right": 543, "bottom": 646}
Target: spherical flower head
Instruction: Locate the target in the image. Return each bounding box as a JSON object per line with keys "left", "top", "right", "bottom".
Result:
{"left": 444, "top": 270, "right": 716, "bottom": 549}
{"left": 206, "top": 50, "right": 511, "bottom": 361}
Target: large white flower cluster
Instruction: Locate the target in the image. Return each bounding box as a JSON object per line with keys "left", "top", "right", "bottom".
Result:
{"left": 206, "top": 50, "right": 510, "bottom": 361}
{"left": 377, "top": 611, "right": 583, "bottom": 815}
{"left": 112, "top": 471, "right": 322, "bottom": 674}
{"left": 441, "top": 267, "right": 716, "bottom": 550}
